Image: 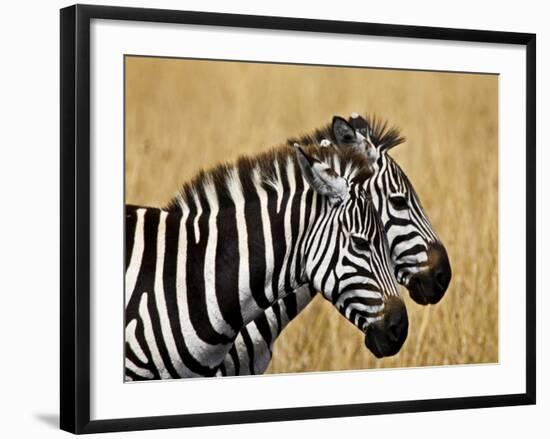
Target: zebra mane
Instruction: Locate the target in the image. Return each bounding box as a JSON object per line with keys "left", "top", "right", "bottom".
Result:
{"left": 288, "top": 113, "right": 406, "bottom": 150}
{"left": 167, "top": 144, "right": 372, "bottom": 212}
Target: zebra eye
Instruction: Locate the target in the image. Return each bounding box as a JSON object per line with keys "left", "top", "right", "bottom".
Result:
{"left": 389, "top": 195, "right": 408, "bottom": 210}
{"left": 351, "top": 236, "right": 371, "bottom": 253}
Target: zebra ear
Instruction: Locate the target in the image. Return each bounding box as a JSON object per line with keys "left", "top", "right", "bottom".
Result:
{"left": 332, "top": 116, "right": 359, "bottom": 148}
{"left": 293, "top": 143, "right": 349, "bottom": 206}
{"left": 348, "top": 113, "right": 370, "bottom": 132}
{"left": 350, "top": 114, "right": 405, "bottom": 154}
{"left": 333, "top": 115, "right": 378, "bottom": 164}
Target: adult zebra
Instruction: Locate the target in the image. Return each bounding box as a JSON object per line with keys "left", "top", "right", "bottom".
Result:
{"left": 218, "top": 113, "right": 452, "bottom": 376}
{"left": 125, "top": 143, "right": 408, "bottom": 381}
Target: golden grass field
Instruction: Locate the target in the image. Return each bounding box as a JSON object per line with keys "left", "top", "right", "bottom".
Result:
{"left": 125, "top": 56, "right": 498, "bottom": 373}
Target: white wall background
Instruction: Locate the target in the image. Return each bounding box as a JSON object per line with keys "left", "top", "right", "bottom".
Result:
{"left": 0, "top": 0, "right": 546, "bottom": 437}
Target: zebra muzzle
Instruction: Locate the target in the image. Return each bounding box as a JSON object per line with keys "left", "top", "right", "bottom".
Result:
{"left": 364, "top": 296, "right": 408, "bottom": 358}
{"left": 408, "top": 241, "right": 452, "bottom": 305}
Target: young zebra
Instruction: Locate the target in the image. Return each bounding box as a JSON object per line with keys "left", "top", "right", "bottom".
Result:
{"left": 125, "top": 143, "right": 407, "bottom": 381}
{"left": 218, "top": 113, "right": 452, "bottom": 376}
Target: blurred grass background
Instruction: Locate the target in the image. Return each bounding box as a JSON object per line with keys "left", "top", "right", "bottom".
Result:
{"left": 125, "top": 56, "right": 498, "bottom": 373}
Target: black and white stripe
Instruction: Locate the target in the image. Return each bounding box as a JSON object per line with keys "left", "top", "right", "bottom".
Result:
{"left": 217, "top": 284, "right": 316, "bottom": 376}
{"left": 125, "top": 144, "right": 406, "bottom": 380}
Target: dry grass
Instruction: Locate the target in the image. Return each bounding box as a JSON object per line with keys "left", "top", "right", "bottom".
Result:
{"left": 125, "top": 56, "right": 498, "bottom": 373}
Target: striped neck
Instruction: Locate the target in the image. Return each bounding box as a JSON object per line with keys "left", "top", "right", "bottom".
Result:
{"left": 173, "top": 167, "right": 311, "bottom": 330}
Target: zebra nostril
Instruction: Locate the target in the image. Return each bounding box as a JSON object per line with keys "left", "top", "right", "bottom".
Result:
{"left": 385, "top": 297, "right": 408, "bottom": 344}
{"left": 428, "top": 242, "right": 452, "bottom": 294}
{"left": 388, "top": 321, "right": 400, "bottom": 342}
{"left": 435, "top": 269, "right": 451, "bottom": 291}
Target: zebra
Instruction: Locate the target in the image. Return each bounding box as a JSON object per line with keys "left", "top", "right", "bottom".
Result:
{"left": 295, "top": 113, "right": 452, "bottom": 304}
{"left": 218, "top": 113, "right": 452, "bottom": 376}
{"left": 125, "top": 143, "right": 408, "bottom": 381}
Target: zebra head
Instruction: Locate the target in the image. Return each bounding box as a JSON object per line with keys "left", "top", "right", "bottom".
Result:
{"left": 294, "top": 144, "right": 408, "bottom": 358}
{"left": 331, "top": 115, "right": 452, "bottom": 305}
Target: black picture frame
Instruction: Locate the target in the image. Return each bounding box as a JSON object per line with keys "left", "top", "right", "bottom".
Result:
{"left": 60, "top": 4, "right": 536, "bottom": 434}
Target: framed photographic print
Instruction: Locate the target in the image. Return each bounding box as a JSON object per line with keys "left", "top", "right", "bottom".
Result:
{"left": 60, "top": 4, "right": 536, "bottom": 434}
